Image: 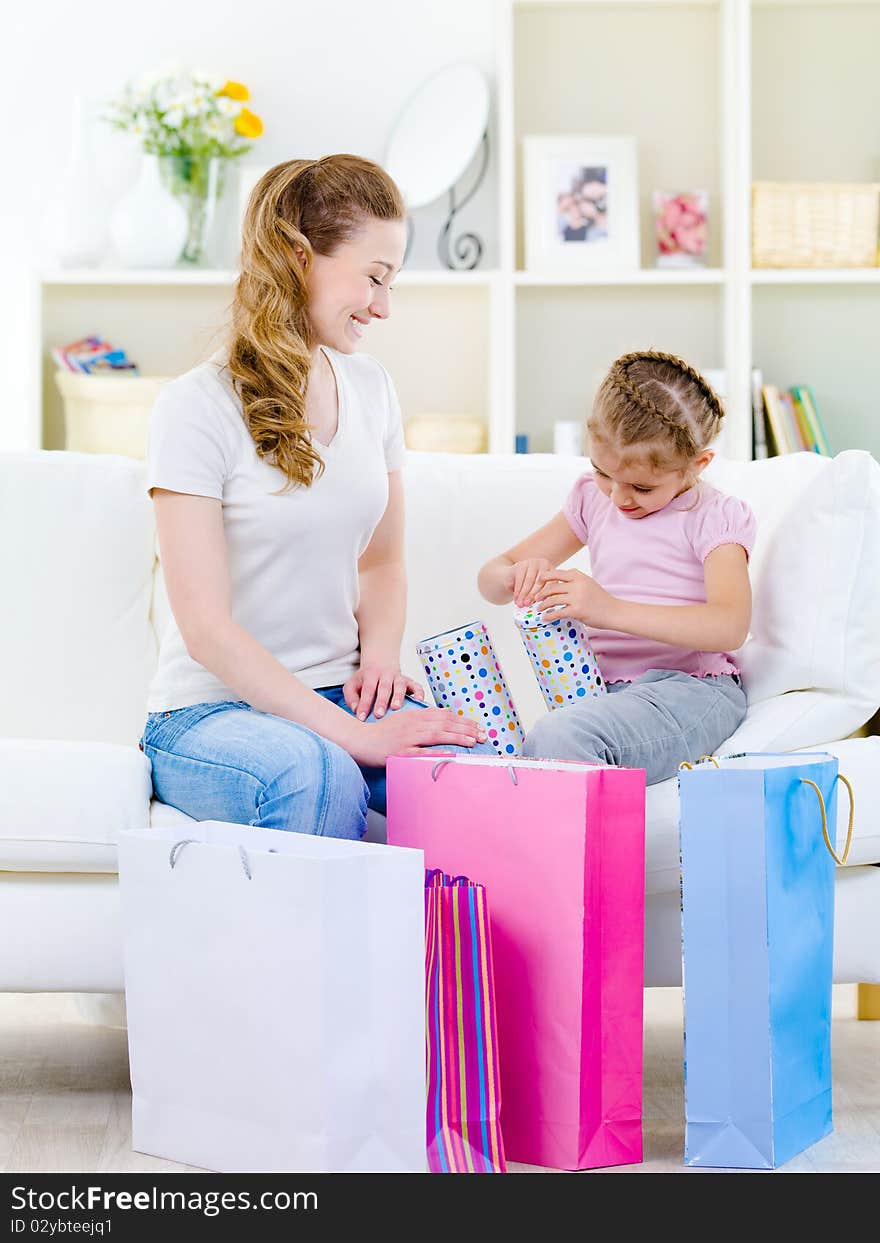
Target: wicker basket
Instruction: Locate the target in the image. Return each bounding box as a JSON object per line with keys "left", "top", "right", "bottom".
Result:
{"left": 54, "top": 372, "right": 170, "bottom": 458}
{"left": 404, "top": 414, "right": 487, "bottom": 454}
{"left": 752, "top": 181, "right": 880, "bottom": 268}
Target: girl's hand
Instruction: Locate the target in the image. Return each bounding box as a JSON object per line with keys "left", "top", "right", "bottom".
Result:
{"left": 349, "top": 707, "right": 486, "bottom": 767}
{"left": 343, "top": 666, "right": 426, "bottom": 721}
{"left": 510, "top": 557, "right": 557, "bottom": 608}
{"left": 535, "top": 568, "right": 615, "bottom": 628}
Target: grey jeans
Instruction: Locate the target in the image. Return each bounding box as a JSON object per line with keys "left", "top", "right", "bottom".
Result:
{"left": 522, "top": 668, "right": 747, "bottom": 786}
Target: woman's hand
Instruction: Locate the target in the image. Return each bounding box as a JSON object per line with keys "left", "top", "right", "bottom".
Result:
{"left": 348, "top": 707, "right": 486, "bottom": 768}
{"left": 343, "top": 666, "right": 426, "bottom": 721}
{"left": 510, "top": 557, "right": 557, "bottom": 608}
{"left": 535, "top": 568, "right": 616, "bottom": 628}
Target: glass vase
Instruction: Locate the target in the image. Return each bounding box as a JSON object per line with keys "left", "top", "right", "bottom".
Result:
{"left": 158, "top": 153, "right": 225, "bottom": 265}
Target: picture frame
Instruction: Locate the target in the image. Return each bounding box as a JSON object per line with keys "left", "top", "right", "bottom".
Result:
{"left": 523, "top": 135, "right": 640, "bottom": 272}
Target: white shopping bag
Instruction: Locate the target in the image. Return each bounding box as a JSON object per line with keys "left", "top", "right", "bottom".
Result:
{"left": 118, "top": 820, "right": 426, "bottom": 1173}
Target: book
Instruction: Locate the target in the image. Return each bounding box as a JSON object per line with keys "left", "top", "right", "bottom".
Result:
{"left": 790, "top": 385, "right": 832, "bottom": 457}
{"left": 751, "top": 367, "right": 767, "bottom": 459}
{"left": 779, "top": 390, "right": 807, "bottom": 451}
{"left": 789, "top": 388, "right": 818, "bottom": 453}
{"left": 761, "top": 384, "right": 791, "bottom": 455}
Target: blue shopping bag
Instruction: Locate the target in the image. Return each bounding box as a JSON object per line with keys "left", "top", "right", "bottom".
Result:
{"left": 678, "top": 752, "right": 854, "bottom": 1170}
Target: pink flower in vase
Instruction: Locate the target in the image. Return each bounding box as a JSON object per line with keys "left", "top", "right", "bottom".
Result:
{"left": 653, "top": 191, "right": 708, "bottom": 264}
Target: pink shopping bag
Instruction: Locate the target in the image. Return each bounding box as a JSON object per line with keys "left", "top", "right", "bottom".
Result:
{"left": 388, "top": 755, "right": 646, "bottom": 1171}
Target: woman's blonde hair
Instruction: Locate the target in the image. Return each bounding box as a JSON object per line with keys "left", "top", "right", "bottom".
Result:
{"left": 588, "top": 349, "right": 725, "bottom": 475}
{"left": 228, "top": 155, "right": 405, "bottom": 489}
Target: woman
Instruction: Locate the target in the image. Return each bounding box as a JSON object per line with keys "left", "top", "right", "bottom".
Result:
{"left": 141, "top": 155, "right": 488, "bottom": 840}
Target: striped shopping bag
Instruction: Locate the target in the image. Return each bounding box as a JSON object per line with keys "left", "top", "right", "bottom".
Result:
{"left": 424, "top": 869, "right": 506, "bottom": 1173}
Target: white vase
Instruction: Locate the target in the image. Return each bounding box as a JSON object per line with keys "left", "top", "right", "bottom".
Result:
{"left": 42, "top": 97, "right": 110, "bottom": 268}
{"left": 109, "top": 154, "right": 188, "bottom": 268}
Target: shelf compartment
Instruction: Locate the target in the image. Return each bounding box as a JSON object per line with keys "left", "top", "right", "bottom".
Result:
{"left": 513, "top": 1, "right": 723, "bottom": 270}
{"left": 515, "top": 283, "right": 724, "bottom": 454}
{"left": 752, "top": 2, "right": 880, "bottom": 185}
{"left": 753, "top": 283, "right": 880, "bottom": 459}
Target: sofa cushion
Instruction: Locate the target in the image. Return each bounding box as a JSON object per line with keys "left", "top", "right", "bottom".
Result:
{"left": 707, "top": 450, "right": 880, "bottom": 748}
{"left": 643, "top": 736, "right": 880, "bottom": 896}
{"left": 0, "top": 740, "right": 152, "bottom": 871}
{"left": 0, "top": 452, "right": 156, "bottom": 746}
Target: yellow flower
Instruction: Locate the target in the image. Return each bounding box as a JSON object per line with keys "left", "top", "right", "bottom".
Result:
{"left": 218, "top": 80, "right": 249, "bottom": 101}
{"left": 234, "top": 108, "right": 263, "bottom": 138}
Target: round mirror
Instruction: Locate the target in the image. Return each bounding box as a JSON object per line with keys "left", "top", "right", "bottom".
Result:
{"left": 385, "top": 63, "right": 490, "bottom": 210}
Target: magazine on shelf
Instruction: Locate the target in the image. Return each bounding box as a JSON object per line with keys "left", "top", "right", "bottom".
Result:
{"left": 52, "top": 335, "right": 139, "bottom": 376}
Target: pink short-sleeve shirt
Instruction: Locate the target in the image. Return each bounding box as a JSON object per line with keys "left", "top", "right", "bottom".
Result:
{"left": 563, "top": 472, "right": 757, "bottom": 683}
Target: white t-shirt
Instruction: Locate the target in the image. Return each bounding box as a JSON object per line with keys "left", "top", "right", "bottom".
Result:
{"left": 146, "top": 346, "right": 406, "bottom": 712}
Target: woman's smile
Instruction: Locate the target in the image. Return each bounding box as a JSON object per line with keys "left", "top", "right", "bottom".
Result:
{"left": 347, "top": 314, "right": 369, "bottom": 341}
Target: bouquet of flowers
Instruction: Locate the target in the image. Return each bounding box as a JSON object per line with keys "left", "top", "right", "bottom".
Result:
{"left": 104, "top": 65, "right": 263, "bottom": 157}
{"left": 104, "top": 66, "right": 264, "bottom": 263}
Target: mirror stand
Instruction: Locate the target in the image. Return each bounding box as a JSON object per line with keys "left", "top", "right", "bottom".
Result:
{"left": 437, "top": 130, "right": 489, "bottom": 270}
{"left": 402, "top": 130, "right": 490, "bottom": 272}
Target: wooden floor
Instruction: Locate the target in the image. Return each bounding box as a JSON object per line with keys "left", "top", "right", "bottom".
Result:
{"left": 0, "top": 987, "right": 877, "bottom": 1174}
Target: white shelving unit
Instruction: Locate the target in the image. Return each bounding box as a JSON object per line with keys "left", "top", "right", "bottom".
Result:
{"left": 34, "top": 0, "right": 880, "bottom": 460}
{"left": 513, "top": 269, "right": 727, "bottom": 286}
{"left": 39, "top": 267, "right": 498, "bottom": 288}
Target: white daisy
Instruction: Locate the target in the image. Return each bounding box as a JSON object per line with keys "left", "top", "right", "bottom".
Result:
{"left": 184, "top": 89, "right": 213, "bottom": 117}
{"left": 192, "top": 68, "right": 223, "bottom": 92}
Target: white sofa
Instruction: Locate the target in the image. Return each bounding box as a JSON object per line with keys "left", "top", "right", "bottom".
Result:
{"left": 1, "top": 447, "right": 879, "bottom": 994}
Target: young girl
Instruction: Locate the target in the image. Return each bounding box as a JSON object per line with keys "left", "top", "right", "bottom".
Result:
{"left": 478, "top": 349, "right": 756, "bottom": 785}
{"left": 141, "top": 155, "right": 490, "bottom": 842}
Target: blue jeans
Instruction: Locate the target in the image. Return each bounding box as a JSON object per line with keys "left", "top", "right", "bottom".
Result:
{"left": 522, "top": 669, "right": 747, "bottom": 786}
{"left": 140, "top": 688, "right": 495, "bottom": 840}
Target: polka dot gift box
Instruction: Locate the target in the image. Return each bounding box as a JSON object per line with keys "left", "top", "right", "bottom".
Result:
{"left": 513, "top": 606, "right": 606, "bottom": 711}
{"left": 416, "top": 622, "right": 524, "bottom": 756}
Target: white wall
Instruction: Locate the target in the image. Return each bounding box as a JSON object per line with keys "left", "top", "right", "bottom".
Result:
{"left": 3, "top": 0, "right": 499, "bottom": 450}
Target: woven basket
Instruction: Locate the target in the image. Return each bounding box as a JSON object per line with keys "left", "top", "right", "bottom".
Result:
{"left": 54, "top": 371, "right": 170, "bottom": 458}
{"left": 404, "top": 414, "right": 487, "bottom": 454}
{"left": 752, "top": 182, "right": 880, "bottom": 268}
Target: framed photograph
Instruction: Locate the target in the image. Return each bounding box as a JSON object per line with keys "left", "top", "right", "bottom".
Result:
{"left": 523, "top": 135, "right": 640, "bottom": 272}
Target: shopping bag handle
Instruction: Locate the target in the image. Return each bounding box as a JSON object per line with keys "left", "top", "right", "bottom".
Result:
{"left": 425, "top": 868, "right": 476, "bottom": 888}
{"left": 169, "top": 837, "right": 254, "bottom": 879}
{"left": 678, "top": 754, "right": 721, "bottom": 771}
{"left": 800, "top": 774, "right": 855, "bottom": 865}
{"left": 431, "top": 758, "right": 519, "bottom": 785}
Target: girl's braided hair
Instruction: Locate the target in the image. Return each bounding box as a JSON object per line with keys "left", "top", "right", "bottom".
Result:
{"left": 588, "top": 349, "right": 725, "bottom": 470}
